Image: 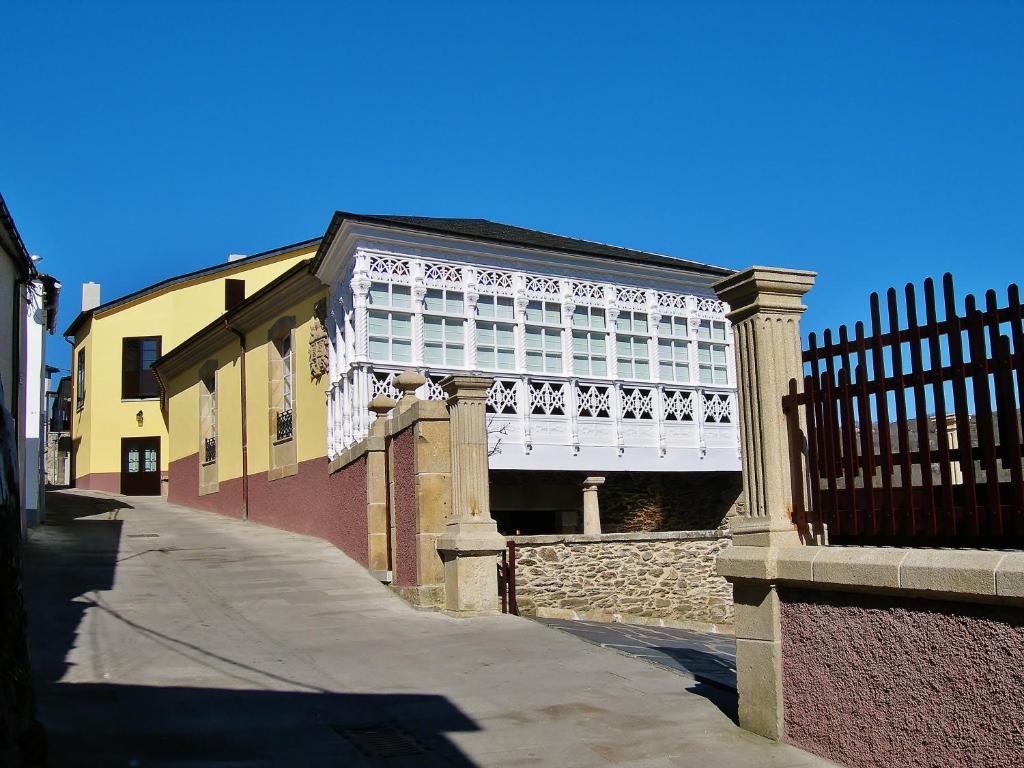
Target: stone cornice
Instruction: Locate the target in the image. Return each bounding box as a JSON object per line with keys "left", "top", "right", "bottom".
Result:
{"left": 713, "top": 266, "right": 816, "bottom": 325}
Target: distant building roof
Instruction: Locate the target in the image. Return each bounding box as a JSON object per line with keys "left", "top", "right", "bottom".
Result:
{"left": 313, "top": 212, "right": 734, "bottom": 277}
{"left": 0, "top": 190, "right": 37, "bottom": 280}
{"left": 63, "top": 236, "right": 321, "bottom": 338}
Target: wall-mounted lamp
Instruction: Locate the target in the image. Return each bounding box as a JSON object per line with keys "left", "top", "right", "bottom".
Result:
{"left": 136, "top": 410, "right": 144, "bottom": 427}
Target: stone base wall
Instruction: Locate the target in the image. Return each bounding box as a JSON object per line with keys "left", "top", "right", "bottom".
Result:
{"left": 513, "top": 531, "right": 733, "bottom": 630}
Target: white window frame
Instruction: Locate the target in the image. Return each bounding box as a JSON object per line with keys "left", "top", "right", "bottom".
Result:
{"left": 524, "top": 299, "right": 563, "bottom": 374}
{"left": 615, "top": 310, "right": 651, "bottom": 380}
{"left": 697, "top": 319, "right": 729, "bottom": 385}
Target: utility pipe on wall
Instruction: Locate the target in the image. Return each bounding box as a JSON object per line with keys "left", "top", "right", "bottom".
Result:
{"left": 225, "top": 321, "right": 249, "bottom": 521}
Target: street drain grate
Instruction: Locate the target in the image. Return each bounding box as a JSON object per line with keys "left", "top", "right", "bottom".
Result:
{"left": 331, "top": 724, "right": 428, "bottom": 758}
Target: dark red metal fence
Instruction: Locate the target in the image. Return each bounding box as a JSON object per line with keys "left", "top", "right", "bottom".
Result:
{"left": 782, "top": 274, "right": 1024, "bottom": 547}
{"left": 498, "top": 540, "right": 518, "bottom": 615}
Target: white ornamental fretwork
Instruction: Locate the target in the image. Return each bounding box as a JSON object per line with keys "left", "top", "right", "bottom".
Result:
{"left": 576, "top": 384, "right": 612, "bottom": 418}
{"left": 423, "top": 262, "right": 463, "bottom": 288}
{"left": 620, "top": 387, "right": 655, "bottom": 419}
{"left": 368, "top": 255, "right": 411, "bottom": 282}
{"left": 662, "top": 389, "right": 695, "bottom": 421}
{"left": 486, "top": 380, "right": 519, "bottom": 414}
{"left": 571, "top": 281, "right": 605, "bottom": 304}
{"left": 528, "top": 381, "right": 566, "bottom": 415}
{"left": 371, "top": 370, "right": 401, "bottom": 400}
{"left": 615, "top": 287, "right": 649, "bottom": 309}
{"left": 476, "top": 269, "right": 515, "bottom": 295}
{"left": 703, "top": 392, "right": 732, "bottom": 423}
{"left": 695, "top": 297, "right": 726, "bottom": 315}
{"left": 424, "top": 375, "right": 446, "bottom": 401}
{"left": 656, "top": 291, "right": 688, "bottom": 312}
{"left": 525, "top": 276, "right": 561, "bottom": 297}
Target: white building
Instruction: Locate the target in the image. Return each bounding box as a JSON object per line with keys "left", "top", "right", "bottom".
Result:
{"left": 315, "top": 215, "right": 740, "bottom": 488}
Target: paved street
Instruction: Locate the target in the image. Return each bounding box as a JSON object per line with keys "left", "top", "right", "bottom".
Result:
{"left": 536, "top": 620, "right": 736, "bottom": 692}
{"left": 23, "top": 490, "right": 833, "bottom": 767}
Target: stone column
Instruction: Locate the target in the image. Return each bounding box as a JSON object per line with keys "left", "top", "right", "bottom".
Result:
{"left": 712, "top": 266, "right": 816, "bottom": 741}
{"left": 436, "top": 375, "right": 507, "bottom": 615}
{"left": 366, "top": 395, "right": 396, "bottom": 578}
{"left": 582, "top": 476, "right": 605, "bottom": 534}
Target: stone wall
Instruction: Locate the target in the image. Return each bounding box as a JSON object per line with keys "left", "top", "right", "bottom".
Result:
{"left": 512, "top": 531, "right": 733, "bottom": 630}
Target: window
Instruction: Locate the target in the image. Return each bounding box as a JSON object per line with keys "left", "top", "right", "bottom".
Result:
{"left": 423, "top": 288, "right": 465, "bottom": 366}
{"left": 268, "top": 317, "right": 298, "bottom": 478}
{"left": 367, "top": 281, "right": 413, "bottom": 363}
{"left": 225, "top": 279, "right": 245, "bottom": 311}
{"left": 657, "top": 316, "right": 690, "bottom": 383}
{"left": 200, "top": 363, "right": 217, "bottom": 464}
{"left": 571, "top": 306, "right": 607, "bottom": 377}
{"left": 525, "top": 300, "right": 562, "bottom": 374}
{"left": 476, "top": 294, "right": 514, "bottom": 320}
{"left": 122, "top": 336, "right": 162, "bottom": 399}
{"left": 697, "top": 320, "right": 729, "bottom": 385}
{"left": 615, "top": 312, "right": 650, "bottom": 380}
{"left": 477, "top": 322, "right": 516, "bottom": 370}
{"left": 76, "top": 347, "right": 85, "bottom": 410}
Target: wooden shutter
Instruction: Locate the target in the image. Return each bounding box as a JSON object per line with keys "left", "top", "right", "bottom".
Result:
{"left": 122, "top": 338, "right": 140, "bottom": 399}
{"left": 225, "top": 279, "right": 245, "bottom": 311}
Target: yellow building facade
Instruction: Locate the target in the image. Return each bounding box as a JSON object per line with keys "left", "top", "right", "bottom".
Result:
{"left": 66, "top": 239, "right": 319, "bottom": 494}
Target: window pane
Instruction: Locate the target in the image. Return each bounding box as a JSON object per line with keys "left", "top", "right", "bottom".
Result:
{"left": 525, "top": 302, "right": 542, "bottom": 323}
{"left": 526, "top": 351, "right": 543, "bottom": 371}
{"left": 544, "top": 332, "right": 561, "bottom": 350}
{"left": 424, "top": 289, "right": 443, "bottom": 312}
{"left": 392, "top": 339, "right": 411, "bottom": 362}
{"left": 698, "top": 345, "right": 712, "bottom": 363}
{"left": 545, "top": 305, "right": 561, "bottom": 324}
{"left": 699, "top": 365, "right": 713, "bottom": 384}
{"left": 447, "top": 293, "right": 464, "bottom": 314}
{"left": 572, "top": 333, "right": 587, "bottom": 354}
{"left": 478, "top": 299, "right": 494, "bottom": 318}
{"left": 478, "top": 348, "right": 495, "bottom": 367}
{"left": 635, "top": 361, "right": 649, "bottom": 378}
{"left": 713, "top": 346, "right": 727, "bottom": 365}
{"left": 424, "top": 317, "right": 442, "bottom": 341}
{"left": 424, "top": 342, "right": 443, "bottom": 364}
{"left": 592, "top": 359, "right": 607, "bottom": 376}
{"left": 660, "top": 362, "right": 674, "bottom": 380}
{"left": 368, "top": 312, "right": 388, "bottom": 335}
{"left": 713, "top": 322, "right": 726, "bottom": 341}
{"left": 497, "top": 349, "right": 515, "bottom": 370}
{"left": 127, "top": 449, "right": 140, "bottom": 472}
{"left": 573, "top": 307, "right": 588, "bottom": 327}
{"left": 478, "top": 324, "right": 495, "bottom": 345}
{"left": 369, "top": 284, "right": 388, "bottom": 306}
{"left": 392, "top": 285, "right": 411, "bottom": 308}
{"left": 634, "top": 314, "right": 648, "bottom": 333}
{"left": 144, "top": 448, "right": 158, "bottom": 472}
{"left": 447, "top": 345, "right": 464, "bottom": 366}
{"left": 445, "top": 321, "right": 464, "bottom": 342}
{"left": 496, "top": 325, "right": 514, "bottom": 346}
{"left": 714, "top": 366, "right": 728, "bottom": 384}
{"left": 392, "top": 314, "right": 411, "bottom": 338}
{"left": 369, "top": 339, "right": 388, "bottom": 360}
{"left": 496, "top": 297, "right": 514, "bottom": 319}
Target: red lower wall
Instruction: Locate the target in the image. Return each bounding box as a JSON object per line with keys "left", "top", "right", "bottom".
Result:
{"left": 781, "top": 588, "right": 1024, "bottom": 768}
{"left": 168, "top": 452, "right": 369, "bottom": 567}
{"left": 390, "top": 428, "right": 418, "bottom": 587}
{"left": 74, "top": 472, "right": 120, "bottom": 493}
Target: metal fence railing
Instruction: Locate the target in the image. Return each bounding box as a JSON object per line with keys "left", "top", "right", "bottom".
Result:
{"left": 783, "top": 273, "right": 1023, "bottom": 548}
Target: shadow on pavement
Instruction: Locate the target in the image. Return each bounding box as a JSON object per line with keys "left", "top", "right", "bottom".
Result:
{"left": 39, "top": 684, "right": 481, "bottom": 766}
{"left": 26, "top": 491, "right": 484, "bottom": 766}
{"left": 24, "top": 491, "right": 128, "bottom": 684}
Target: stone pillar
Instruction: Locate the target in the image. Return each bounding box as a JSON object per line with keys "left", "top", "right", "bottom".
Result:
{"left": 712, "top": 266, "right": 816, "bottom": 741}
{"left": 944, "top": 414, "right": 963, "bottom": 485}
{"left": 394, "top": 369, "right": 426, "bottom": 413}
{"left": 582, "top": 476, "right": 605, "bottom": 534}
{"left": 436, "top": 375, "right": 507, "bottom": 615}
{"left": 366, "top": 395, "right": 396, "bottom": 578}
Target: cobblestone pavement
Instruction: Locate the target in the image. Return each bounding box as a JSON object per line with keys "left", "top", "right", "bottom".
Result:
{"left": 23, "top": 490, "right": 835, "bottom": 767}
{"left": 535, "top": 619, "right": 736, "bottom": 691}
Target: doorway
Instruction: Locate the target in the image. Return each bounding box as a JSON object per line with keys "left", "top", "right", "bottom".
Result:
{"left": 121, "top": 437, "right": 161, "bottom": 495}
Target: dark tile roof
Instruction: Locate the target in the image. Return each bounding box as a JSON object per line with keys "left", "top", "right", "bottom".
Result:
{"left": 315, "top": 213, "right": 733, "bottom": 277}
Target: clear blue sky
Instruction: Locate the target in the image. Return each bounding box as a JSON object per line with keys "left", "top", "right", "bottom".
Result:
{"left": 3, "top": 1, "right": 1021, "bottom": 374}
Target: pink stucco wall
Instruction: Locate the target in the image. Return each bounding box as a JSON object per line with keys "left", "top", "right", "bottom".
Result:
{"left": 780, "top": 587, "right": 1024, "bottom": 768}
{"left": 390, "top": 427, "right": 418, "bottom": 587}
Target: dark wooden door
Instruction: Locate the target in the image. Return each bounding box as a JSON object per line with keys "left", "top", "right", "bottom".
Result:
{"left": 121, "top": 437, "right": 161, "bottom": 495}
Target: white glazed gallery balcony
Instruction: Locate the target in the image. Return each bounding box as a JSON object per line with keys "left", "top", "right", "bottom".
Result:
{"left": 326, "top": 250, "right": 741, "bottom": 473}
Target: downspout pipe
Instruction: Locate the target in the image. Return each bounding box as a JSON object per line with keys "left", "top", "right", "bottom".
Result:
{"left": 225, "top": 320, "right": 249, "bottom": 521}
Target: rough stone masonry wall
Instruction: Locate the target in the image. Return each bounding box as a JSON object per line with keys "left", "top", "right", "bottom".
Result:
{"left": 513, "top": 532, "right": 733, "bottom": 630}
